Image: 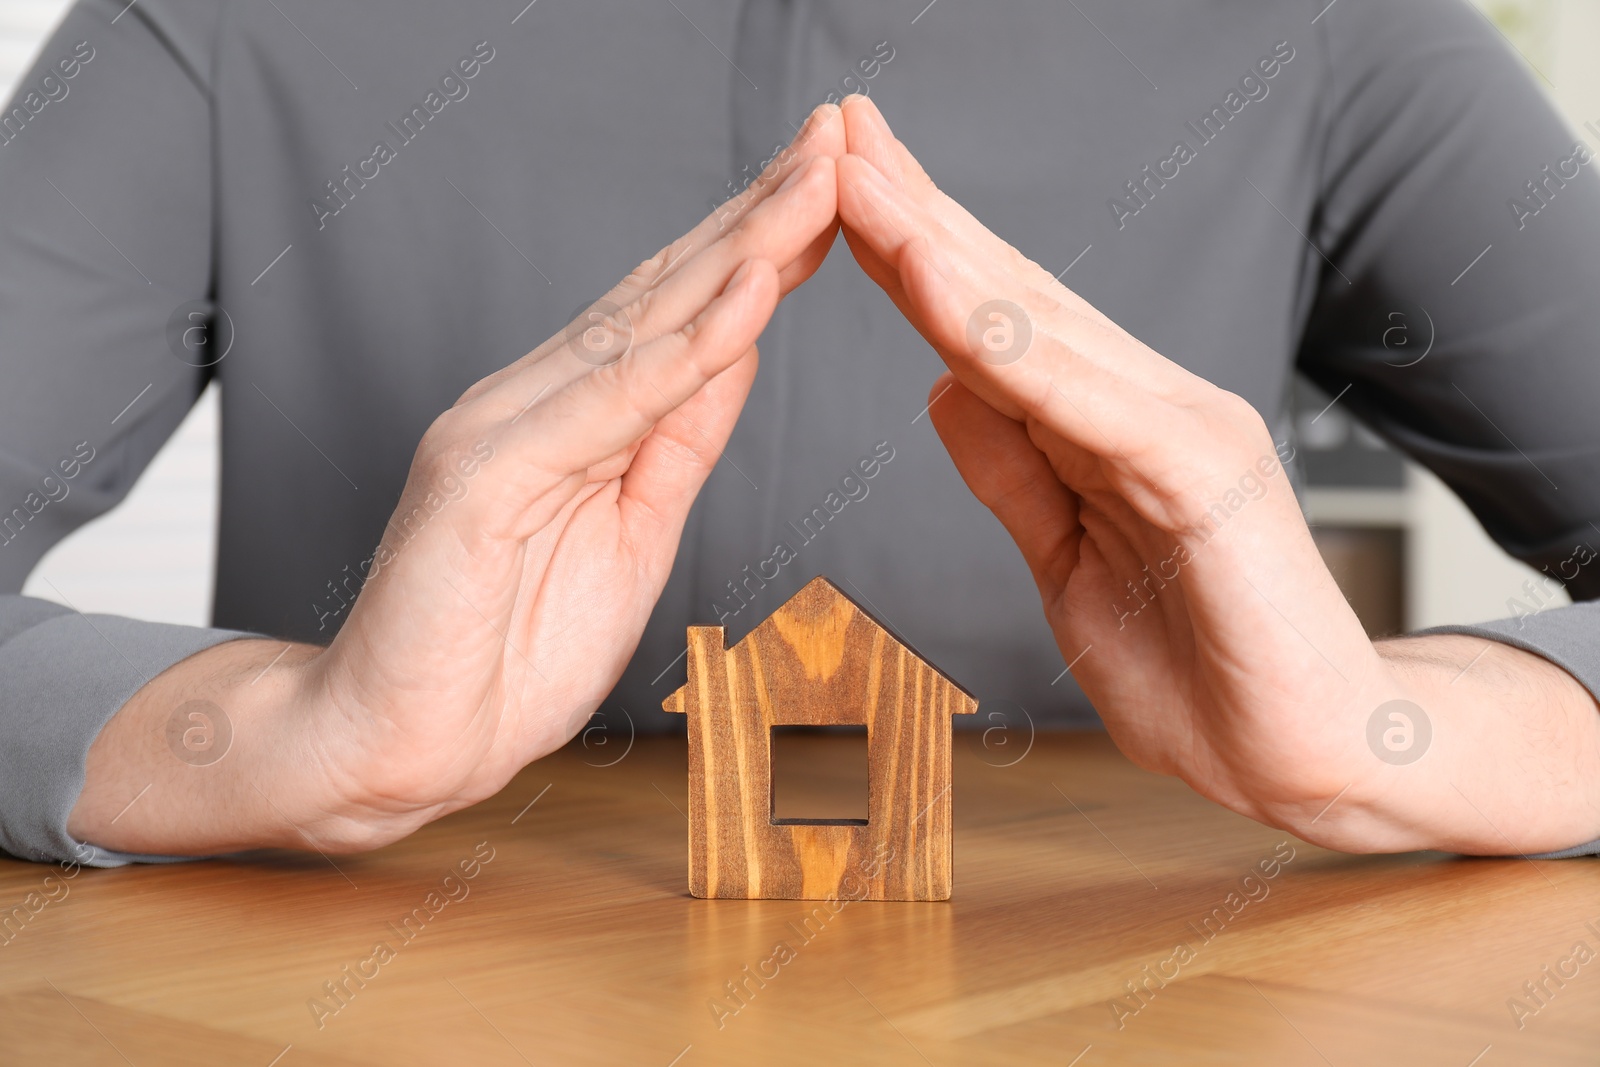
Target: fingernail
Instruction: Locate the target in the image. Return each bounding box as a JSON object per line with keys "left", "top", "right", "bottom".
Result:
{"left": 726, "top": 261, "right": 754, "bottom": 292}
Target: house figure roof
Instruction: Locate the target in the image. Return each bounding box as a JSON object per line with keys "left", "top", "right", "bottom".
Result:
{"left": 663, "top": 576, "right": 977, "bottom": 901}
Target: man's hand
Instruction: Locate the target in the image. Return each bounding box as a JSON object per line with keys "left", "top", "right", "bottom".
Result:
{"left": 835, "top": 96, "right": 1600, "bottom": 855}
{"left": 68, "top": 106, "right": 848, "bottom": 856}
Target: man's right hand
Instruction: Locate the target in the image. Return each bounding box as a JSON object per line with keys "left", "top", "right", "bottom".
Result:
{"left": 68, "top": 105, "right": 846, "bottom": 857}
{"left": 832, "top": 95, "right": 1600, "bottom": 856}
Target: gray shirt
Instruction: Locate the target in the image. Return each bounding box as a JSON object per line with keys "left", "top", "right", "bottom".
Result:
{"left": 3, "top": 0, "right": 1599, "bottom": 864}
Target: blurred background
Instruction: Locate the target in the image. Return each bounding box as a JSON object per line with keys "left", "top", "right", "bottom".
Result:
{"left": 5, "top": 0, "right": 1599, "bottom": 640}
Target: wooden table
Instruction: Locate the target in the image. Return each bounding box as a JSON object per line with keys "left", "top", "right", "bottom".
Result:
{"left": 2, "top": 734, "right": 1596, "bottom": 1065}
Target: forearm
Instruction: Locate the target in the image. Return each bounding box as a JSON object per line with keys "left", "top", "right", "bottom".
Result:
{"left": 1311, "top": 633, "right": 1600, "bottom": 856}
{"left": 66, "top": 638, "right": 383, "bottom": 856}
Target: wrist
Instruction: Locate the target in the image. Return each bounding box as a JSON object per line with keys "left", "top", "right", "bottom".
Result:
{"left": 1285, "top": 635, "right": 1600, "bottom": 854}
{"left": 244, "top": 646, "right": 412, "bottom": 853}
{"left": 1239, "top": 648, "right": 1418, "bottom": 851}
{"left": 287, "top": 650, "right": 478, "bottom": 852}
{"left": 71, "top": 638, "right": 341, "bottom": 855}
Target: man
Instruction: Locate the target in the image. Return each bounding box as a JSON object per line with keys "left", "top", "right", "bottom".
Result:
{"left": 2, "top": 0, "right": 1598, "bottom": 865}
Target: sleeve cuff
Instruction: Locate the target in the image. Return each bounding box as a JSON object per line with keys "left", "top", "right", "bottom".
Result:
{"left": 0, "top": 595, "right": 252, "bottom": 867}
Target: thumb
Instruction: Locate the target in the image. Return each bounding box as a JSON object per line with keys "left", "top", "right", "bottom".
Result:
{"left": 619, "top": 342, "right": 760, "bottom": 556}
{"left": 928, "top": 373, "right": 1081, "bottom": 597}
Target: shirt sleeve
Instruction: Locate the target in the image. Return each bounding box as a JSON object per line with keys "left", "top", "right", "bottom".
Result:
{"left": 1296, "top": 0, "right": 1600, "bottom": 599}
{"left": 0, "top": 596, "right": 247, "bottom": 866}
{"left": 1295, "top": 0, "right": 1600, "bottom": 857}
{"left": 0, "top": 0, "right": 246, "bottom": 866}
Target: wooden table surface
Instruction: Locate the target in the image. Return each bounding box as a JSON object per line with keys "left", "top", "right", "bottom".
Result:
{"left": 2, "top": 733, "right": 1596, "bottom": 1066}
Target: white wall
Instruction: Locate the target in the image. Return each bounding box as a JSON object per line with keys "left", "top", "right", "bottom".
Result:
{"left": 20, "top": 391, "right": 219, "bottom": 626}
{"left": 0, "top": 0, "right": 65, "bottom": 66}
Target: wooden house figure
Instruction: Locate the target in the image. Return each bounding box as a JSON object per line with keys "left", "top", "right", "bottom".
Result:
{"left": 662, "top": 576, "right": 977, "bottom": 901}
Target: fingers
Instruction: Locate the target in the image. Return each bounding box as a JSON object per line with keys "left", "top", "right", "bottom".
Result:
{"left": 455, "top": 103, "right": 844, "bottom": 416}
{"left": 482, "top": 258, "right": 781, "bottom": 539}
{"left": 926, "top": 374, "right": 1081, "bottom": 598}
{"left": 620, "top": 155, "right": 836, "bottom": 350}
{"left": 780, "top": 217, "right": 844, "bottom": 293}
{"left": 843, "top": 164, "right": 1101, "bottom": 422}
{"left": 841, "top": 139, "right": 1199, "bottom": 466}
{"left": 620, "top": 101, "right": 844, "bottom": 303}
{"left": 838, "top": 109, "right": 1293, "bottom": 543}
{"left": 618, "top": 342, "right": 760, "bottom": 554}
{"left": 476, "top": 152, "right": 837, "bottom": 430}
{"left": 837, "top": 153, "right": 1042, "bottom": 418}
{"left": 832, "top": 99, "right": 903, "bottom": 301}
{"left": 714, "top": 102, "right": 847, "bottom": 269}
{"left": 840, "top": 95, "right": 935, "bottom": 196}
{"left": 839, "top": 96, "right": 1007, "bottom": 260}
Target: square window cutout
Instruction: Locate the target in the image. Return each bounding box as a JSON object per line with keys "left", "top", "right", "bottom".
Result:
{"left": 769, "top": 725, "right": 869, "bottom": 825}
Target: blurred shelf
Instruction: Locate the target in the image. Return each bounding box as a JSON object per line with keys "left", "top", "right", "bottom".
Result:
{"left": 1302, "top": 487, "right": 1409, "bottom": 528}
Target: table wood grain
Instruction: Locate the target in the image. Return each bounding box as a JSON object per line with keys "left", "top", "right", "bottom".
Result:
{"left": 1, "top": 733, "right": 1595, "bottom": 1065}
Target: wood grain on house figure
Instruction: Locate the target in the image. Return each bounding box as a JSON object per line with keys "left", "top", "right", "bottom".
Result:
{"left": 663, "top": 576, "right": 978, "bottom": 901}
